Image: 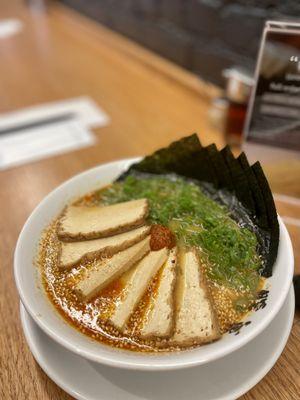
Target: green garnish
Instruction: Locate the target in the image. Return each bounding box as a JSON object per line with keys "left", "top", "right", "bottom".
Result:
{"left": 99, "top": 175, "right": 261, "bottom": 294}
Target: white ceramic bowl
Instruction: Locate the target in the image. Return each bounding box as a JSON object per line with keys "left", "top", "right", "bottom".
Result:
{"left": 14, "top": 158, "right": 294, "bottom": 371}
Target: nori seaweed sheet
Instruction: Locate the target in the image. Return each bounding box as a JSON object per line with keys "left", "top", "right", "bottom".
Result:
{"left": 252, "top": 162, "right": 279, "bottom": 276}
{"left": 205, "top": 144, "right": 233, "bottom": 190}
{"left": 118, "top": 133, "right": 217, "bottom": 184}
{"left": 238, "top": 153, "right": 269, "bottom": 229}
{"left": 116, "top": 134, "right": 279, "bottom": 276}
{"left": 220, "top": 146, "right": 256, "bottom": 214}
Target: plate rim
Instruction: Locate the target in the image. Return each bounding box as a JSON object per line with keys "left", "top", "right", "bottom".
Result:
{"left": 20, "top": 287, "right": 295, "bottom": 400}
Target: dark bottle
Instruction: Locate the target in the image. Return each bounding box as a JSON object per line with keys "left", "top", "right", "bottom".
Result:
{"left": 223, "top": 68, "right": 253, "bottom": 147}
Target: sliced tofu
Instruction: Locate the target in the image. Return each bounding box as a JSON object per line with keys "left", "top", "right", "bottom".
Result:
{"left": 59, "top": 225, "right": 150, "bottom": 269}
{"left": 139, "top": 248, "right": 177, "bottom": 339}
{"left": 172, "top": 250, "right": 220, "bottom": 346}
{"left": 74, "top": 236, "right": 151, "bottom": 301}
{"left": 109, "top": 248, "right": 169, "bottom": 331}
{"left": 57, "top": 199, "right": 149, "bottom": 241}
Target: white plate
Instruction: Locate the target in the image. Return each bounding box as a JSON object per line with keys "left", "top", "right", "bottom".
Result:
{"left": 20, "top": 287, "right": 294, "bottom": 400}
{"left": 14, "top": 158, "right": 295, "bottom": 370}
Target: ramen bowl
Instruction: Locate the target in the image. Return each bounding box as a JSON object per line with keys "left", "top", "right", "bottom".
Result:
{"left": 14, "top": 158, "right": 294, "bottom": 370}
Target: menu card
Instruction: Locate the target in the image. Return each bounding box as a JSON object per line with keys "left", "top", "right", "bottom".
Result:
{"left": 245, "top": 21, "right": 300, "bottom": 152}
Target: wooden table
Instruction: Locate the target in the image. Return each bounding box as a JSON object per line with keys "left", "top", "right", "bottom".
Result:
{"left": 0, "top": 1, "right": 299, "bottom": 399}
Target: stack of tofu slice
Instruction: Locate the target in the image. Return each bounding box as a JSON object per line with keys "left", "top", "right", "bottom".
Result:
{"left": 58, "top": 198, "right": 220, "bottom": 347}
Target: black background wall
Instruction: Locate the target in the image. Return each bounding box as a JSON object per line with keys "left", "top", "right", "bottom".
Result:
{"left": 61, "top": 0, "right": 300, "bottom": 86}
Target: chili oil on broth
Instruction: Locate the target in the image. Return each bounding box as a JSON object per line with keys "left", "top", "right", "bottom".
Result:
{"left": 39, "top": 174, "right": 265, "bottom": 352}
{"left": 40, "top": 221, "right": 177, "bottom": 352}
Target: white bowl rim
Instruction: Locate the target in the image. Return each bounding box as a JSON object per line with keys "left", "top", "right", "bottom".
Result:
{"left": 14, "top": 158, "right": 295, "bottom": 370}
